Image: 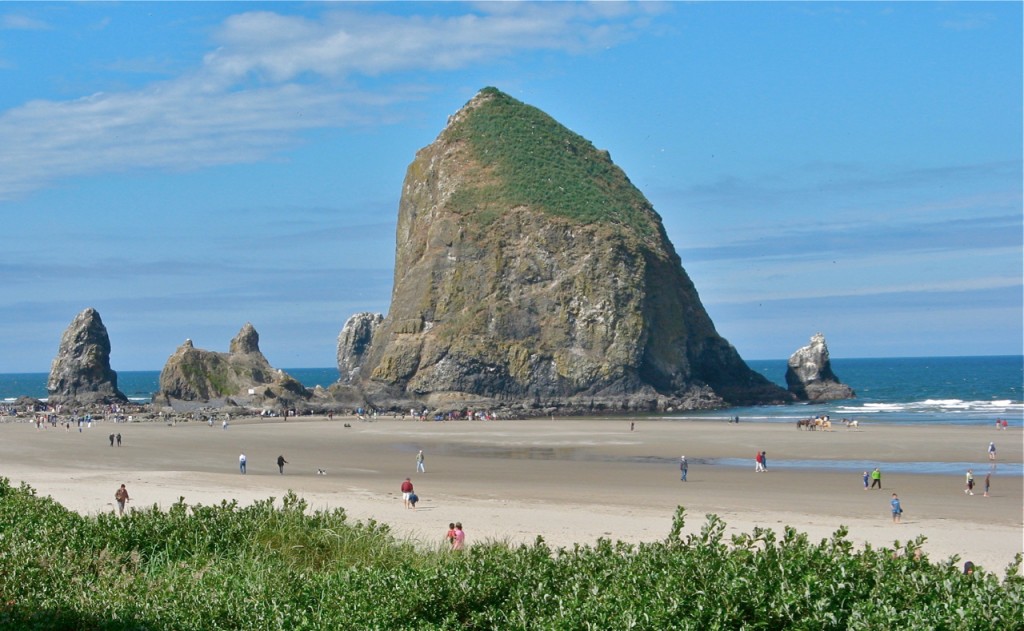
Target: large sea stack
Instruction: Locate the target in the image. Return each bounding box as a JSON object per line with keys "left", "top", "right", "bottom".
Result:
{"left": 156, "top": 323, "right": 309, "bottom": 408}
{"left": 785, "top": 333, "right": 855, "bottom": 402}
{"left": 47, "top": 307, "right": 128, "bottom": 405}
{"left": 339, "top": 88, "right": 791, "bottom": 412}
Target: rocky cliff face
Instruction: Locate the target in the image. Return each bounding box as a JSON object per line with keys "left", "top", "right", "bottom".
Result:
{"left": 337, "top": 313, "right": 383, "bottom": 383}
{"left": 785, "top": 333, "right": 855, "bottom": 402}
{"left": 157, "top": 323, "right": 309, "bottom": 406}
{"left": 47, "top": 307, "right": 128, "bottom": 405}
{"left": 338, "top": 87, "right": 791, "bottom": 412}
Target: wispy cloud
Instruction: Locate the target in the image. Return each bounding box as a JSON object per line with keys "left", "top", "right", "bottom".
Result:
{"left": 1, "top": 14, "right": 51, "bottom": 31}
{"left": 0, "top": 4, "right": 653, "bottom": 201}
{"left": 0, "top": 82, "right": 379, "bottom": 200}
{"left": 204, "top": 4, "right": 650, "bottom": 84}
{"left": 942, "top": 13, "right": 996, "bottom": 31}
{"left": 679, "top": 212, "right": 1023, "bottom": 263}
{"left": 709, "top": 274, "right": 1022, "bottom": 306}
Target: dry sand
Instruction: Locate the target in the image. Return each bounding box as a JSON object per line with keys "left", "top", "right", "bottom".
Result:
{"left": 1, "top": 416, "right": 1021, "bottom": 574}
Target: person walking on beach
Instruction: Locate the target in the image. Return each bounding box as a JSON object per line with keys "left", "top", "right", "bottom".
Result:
{"left": 239, "top": 453, "right": 247, "bottom": 474}
{"left": 965, "top": 469, "right": 974, "bottom": 495}
{"left": 890, "top": 493, "right": 903, "bottom": 523}
{"left": 116, "top": 433, "right": 122, "bottom": 447}
{"left": 408, "top": 492, "right": 419, "bottom": 509}
{"left": 416, "top": 450, "right": 425, "bottom": 473}
{"left": 754, "top": 451, "right": 764, "bottom": 473}
{"left": 680, "top": 456, "right": 688, "bottom": 481}
{"left": 760, "top": 451, "right": 767, "bottom": 472}
{"left": 870, "top": 467, "right": 882, "bottom": 489}
{"left": 277, "top": 455, "right": 288, "bottom": 474}
{"left": 988, "top": 442, "right": 996, "bottom": 461}
{"left": 109, "top": 433, "right": 115, "bottom": 447}
{"left": 452, "top": 522, "right": 465, "bottom": 551}
{"left": 401, "top": 477, "right": 414, "bottom": 508}
{"left": 863, "top": 471, "right": 869, "bottom": 490}
{"left": 114, "top": 484, "right": 129, "bottom": 516}
{"left": 984, "top": 472, "right": 991, "bottom": 497}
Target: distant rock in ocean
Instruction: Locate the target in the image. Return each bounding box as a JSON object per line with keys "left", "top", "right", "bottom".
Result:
{"left": 47, "top": 307, "right": 128, "bottom": 405}
{"left": 156, "top": 323, "right": 309, "bottom": 408}
{"left": 336, "top": 87, "right": 792, "bottom": 413}
{"left": 785, "top": 333, "right": 855, "bottom": 402}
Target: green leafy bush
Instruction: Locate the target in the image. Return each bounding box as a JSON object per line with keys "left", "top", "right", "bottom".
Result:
{"left": 0, "top": 479, "right": 1020, "bottom": 630}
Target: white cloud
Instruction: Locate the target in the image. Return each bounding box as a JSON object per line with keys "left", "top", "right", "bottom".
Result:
{"left": 203, "top": 5, "right": 642, "bottom": 84}
{"left": 0, "top": 4, "right": 651, "bottom": 200}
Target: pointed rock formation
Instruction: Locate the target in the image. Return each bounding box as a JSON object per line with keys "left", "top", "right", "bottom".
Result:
{"left": 337, "top": 313, "right": 384, "bottom": 383}
{"left": 785, "top": 333, "right": 855, "bottom": 402}
{"left": 337, "top": 88, "right": 791, "bottom": 412}
{"left": 47, "top": 308, "right": 128, "bottom": 405}
{"left": 157, "top": 324, "right": 309, "bottom": 406}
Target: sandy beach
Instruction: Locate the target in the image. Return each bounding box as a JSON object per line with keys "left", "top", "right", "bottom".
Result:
{"left": 0, "top": 415, "right": 1020, "bottom": 574}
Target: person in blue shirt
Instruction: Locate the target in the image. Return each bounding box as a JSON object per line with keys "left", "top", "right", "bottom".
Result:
{"left": 890, "top": 493, "right": 903, "bottom": 523}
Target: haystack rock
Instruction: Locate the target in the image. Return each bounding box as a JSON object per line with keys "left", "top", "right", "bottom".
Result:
{"left": 156, "top": 323, "right": 309, "bottom": 406}
{"left": 785, "top": 333, "right": 855, "bottom": 402}
{"left": 337, "top": 87, "right": 791, "bottom": 412}
{"left": 47, "top": 307, "right": 128, "bottom": 405}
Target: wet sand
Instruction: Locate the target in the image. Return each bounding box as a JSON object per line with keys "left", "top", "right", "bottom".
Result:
{"left": 0, "top": 416, "right": 1020, "bottom": 573}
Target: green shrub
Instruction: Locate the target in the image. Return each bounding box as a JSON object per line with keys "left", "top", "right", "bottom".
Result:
{"left": 0, "top": 478, "right": 1020, "bottom": 630}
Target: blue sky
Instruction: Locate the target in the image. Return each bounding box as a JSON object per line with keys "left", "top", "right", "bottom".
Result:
{"left": 1, "top": 2, "right": 1020, "bottom": 373}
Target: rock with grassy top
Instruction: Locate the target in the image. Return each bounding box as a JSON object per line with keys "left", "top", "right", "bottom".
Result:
{"left": 339, "top": 87, "right": 791, "bottom": 412}
{"left": 157, "top": 323, "right": 309, "bottom": 407}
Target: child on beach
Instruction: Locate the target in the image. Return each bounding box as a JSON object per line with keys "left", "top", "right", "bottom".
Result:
{"left": 890, "top": 493, "right": 903, "bottom": 523}
{"left": 446, "top": 522, "right": 456, "bottom": 547}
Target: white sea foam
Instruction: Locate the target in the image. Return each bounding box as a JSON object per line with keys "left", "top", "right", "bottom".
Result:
{"left": 845, "top": 403, "right": 904, "bottom": 413}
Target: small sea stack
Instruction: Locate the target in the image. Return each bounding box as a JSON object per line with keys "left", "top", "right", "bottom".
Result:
{"left": 156, "top": 323, "right": 309, "bottom": 409}
{"left": 47, "top": 307, "right": 128, "bottom": 405}
{"left": 785, "top": 333, "right": 855, "bottom": 402}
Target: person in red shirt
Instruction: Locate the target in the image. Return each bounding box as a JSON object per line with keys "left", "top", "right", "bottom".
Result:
{"left": 446, "top": 522, "right": 456, "bottom": 546}
{"left": 401, "top": 477, "right": 414, "bottom": 508}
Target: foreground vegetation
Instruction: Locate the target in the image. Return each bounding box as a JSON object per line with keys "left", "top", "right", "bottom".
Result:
{"left": 0, "top": 478, "right": 1020, "bottom": 630}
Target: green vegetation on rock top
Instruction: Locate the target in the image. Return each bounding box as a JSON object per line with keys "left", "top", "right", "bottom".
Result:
{"left": 447, "top": 87, "right": 657, "bottom": 238}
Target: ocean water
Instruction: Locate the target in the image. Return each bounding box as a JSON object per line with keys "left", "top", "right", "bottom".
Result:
{"left": 676, "top": 356, "right": 1023, "bottom": 427}
{"left": 0, "top": 368, "right": 340, "bottom": 404}
{"left": 2, "top": 357, "right": 1021, "bottom": 427}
